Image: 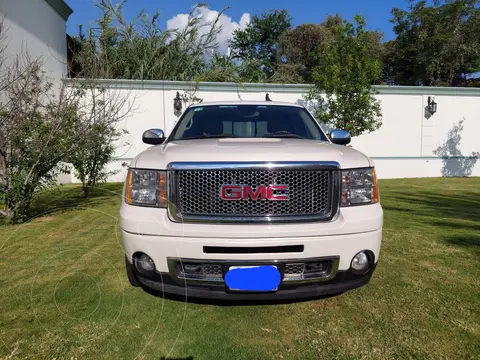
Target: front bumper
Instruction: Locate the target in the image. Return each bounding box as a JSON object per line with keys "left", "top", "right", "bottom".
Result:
{"left": 122, "top": 228, "right": 382, "bottom": 300}
{"left": 128, "top": 259, "right": 376, "bottom": 300}
{"left": 122, "top": 229, "right": 382, "bottom": 272}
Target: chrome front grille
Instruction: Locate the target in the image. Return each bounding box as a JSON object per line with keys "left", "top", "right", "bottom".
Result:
{"left": 167, "top": 162, "right": 340, "bottom": 223}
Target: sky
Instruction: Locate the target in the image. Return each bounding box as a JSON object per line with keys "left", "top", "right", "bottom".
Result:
{"left": 66, "top": 0, "right": 414, "bottom": 54}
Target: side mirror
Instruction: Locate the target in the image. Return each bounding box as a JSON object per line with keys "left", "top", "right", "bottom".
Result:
{"left": 142, "top": 129, "right": 165, "bottom": 145}
{"left": 329, "top": 129, "right": 351, "bottom": 145}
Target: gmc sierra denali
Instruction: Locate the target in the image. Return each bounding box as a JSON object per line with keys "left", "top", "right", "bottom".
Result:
{"left": 120, "top": 101, "right": 383, "bottom": 300}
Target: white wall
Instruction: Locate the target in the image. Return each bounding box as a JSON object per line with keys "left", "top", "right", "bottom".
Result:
{"left": 353, "top": 92, "right": 480, "bottom": 178}
{"left": 63, "top": 80, "right": 480, "bottom": 182}
{"left": 0, "top": 0, "right": 71, "bottom": 78}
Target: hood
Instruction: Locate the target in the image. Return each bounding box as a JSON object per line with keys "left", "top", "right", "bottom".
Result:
{"left": 133, "top": 138, "right": 372, "bottom": 169}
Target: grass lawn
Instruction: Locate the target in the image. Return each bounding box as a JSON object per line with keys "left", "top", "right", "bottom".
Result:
{"left": 0, "top": 178, "right": 479, "bottom": 359}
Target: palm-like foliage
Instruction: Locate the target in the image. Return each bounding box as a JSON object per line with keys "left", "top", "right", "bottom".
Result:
{"left": 72, "top": 1, "right": 226, "bottom": 81}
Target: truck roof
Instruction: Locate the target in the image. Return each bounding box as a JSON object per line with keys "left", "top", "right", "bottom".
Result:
{"left": 188, "top": 100, "right": 304, "bottom": 108}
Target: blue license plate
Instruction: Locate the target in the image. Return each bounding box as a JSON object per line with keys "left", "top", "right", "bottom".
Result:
{"left": 225, "top": 265, "right": 281, "bottom": 292}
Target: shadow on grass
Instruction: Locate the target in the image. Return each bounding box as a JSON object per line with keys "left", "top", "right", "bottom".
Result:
{"left": 384, "top": 190, "right": 480, "bottom": 223}
{"left": 445, "top": 234, "right": 480, "bottom": 247}
{"left": 400, "top": 195, "right": 476, "bottom": 220}
{"left": 380, "top": 205, "right": 414, "bottom": 214}
{"left": 383, "top": 183, "right": 480, "bottom": 249}
{"left": 29, "top": 183, "right": 124, "bottom": 219}
{"left": 160, "top": 357, "right": 193, "bottom": 360}
{"left": 429, "top": 220, "right": 480, "bottom": 232}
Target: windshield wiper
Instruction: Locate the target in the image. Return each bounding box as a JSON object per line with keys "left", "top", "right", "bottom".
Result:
{"left": 263, "top": 133, "right": 306, "bottom": 139}
{"left": 176, "top": 135, "right": 237, "bottom": 141}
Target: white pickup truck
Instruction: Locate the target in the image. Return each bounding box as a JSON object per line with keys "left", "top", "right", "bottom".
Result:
{"left": 120, "top": 101, "right": 383, "bottom": 300}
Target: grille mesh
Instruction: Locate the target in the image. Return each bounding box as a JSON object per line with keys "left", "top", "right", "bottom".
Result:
{"left": 284, "top": 263, "right": 305, "bottom": 275}
{"left": 175, "top": 169, "right": 331, "bottom": 219}
{"left": 202, "top": 264, "right": 222, "bottom": 276}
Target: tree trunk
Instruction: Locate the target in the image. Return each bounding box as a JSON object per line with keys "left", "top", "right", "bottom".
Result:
{"left": 10, "top": 193, "right": 33, "bottom": 224}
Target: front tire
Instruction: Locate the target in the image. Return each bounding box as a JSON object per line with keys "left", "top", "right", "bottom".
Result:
{"left": 125, "top": 256, "right": 141, "bottom": 287}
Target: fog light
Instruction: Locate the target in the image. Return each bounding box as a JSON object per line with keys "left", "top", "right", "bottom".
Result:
{"left": 305, "top": 262, "right": 329, "bottom": 273}
{"left": 134, "top": 253, "right": 155, "bottom": 274}
{"left": 183, "top": 264, "right": 202, "bottom": 274}
{"left": 351, "top": 251, "right": 371, "bottom": 273}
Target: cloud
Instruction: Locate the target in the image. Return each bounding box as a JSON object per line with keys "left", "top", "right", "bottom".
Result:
{"left": 166, "top": 7, "right": 250, "bottom": 55}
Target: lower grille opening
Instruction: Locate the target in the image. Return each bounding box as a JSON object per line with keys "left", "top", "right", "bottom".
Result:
{"left": 171, "top": 257, "right": 337, "bottom": 283}
{"left": 203, "top": 245, "right": 304, "bottom": 254}
{"left": 283, "top": 260, "right": 332, "bottom": 281}
{"left": 174, "top": 262, "right": 223, "bottom": 281}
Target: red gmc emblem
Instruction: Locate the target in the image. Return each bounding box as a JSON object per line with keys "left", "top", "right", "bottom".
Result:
{"left": 220, "top": 185, "right": 289, "bottom": 201}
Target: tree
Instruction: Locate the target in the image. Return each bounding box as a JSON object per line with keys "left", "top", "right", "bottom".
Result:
{"left": 385, "top": 0, "right": 480, "bottom": 86}
{"left": 0, "top": 15, "right": 136, "bottom": 221}
{"left": 307, "top": 16, "right": 383, "bottom": 136}
{"left": 230, "top": 9, "right": 292, "bottom": 78}
{"left": 0, "top": 55, "right": 135, "bottom": 220}
{"left": 199, "top": 52, "right": 279, "bottom": 83}
{"left": 277, "top": 24, "right": 331, "bottom": 83}
{"left": 276, "top": 15, "right": 383, "bottom": 85}
{"left": 71, "top": 0, "right": 226, "bottom": 81}
{"left": 67, "top": 82, "right": 134, "bottom": 196}
{"left": 0, "top": 54, "right": 83, "bottom": 222}
{"left": 197, "top": 52, "right": 240, "bottom": 83}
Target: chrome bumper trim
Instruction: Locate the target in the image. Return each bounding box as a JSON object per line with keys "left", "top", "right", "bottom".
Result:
{"left": 166, "top": 256, "right": 340, "bottom": 285}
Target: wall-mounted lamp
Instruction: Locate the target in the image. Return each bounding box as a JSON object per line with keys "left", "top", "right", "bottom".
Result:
{"left": 427, "top": 96, "right": 437, "bottom": 115}
{"left": 174, "top": 91, "right": 183, "bottom": 112}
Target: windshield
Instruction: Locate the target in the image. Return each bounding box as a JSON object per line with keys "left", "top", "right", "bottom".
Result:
{"left": 168, "top": 105, "right": 328, "bottom": 141}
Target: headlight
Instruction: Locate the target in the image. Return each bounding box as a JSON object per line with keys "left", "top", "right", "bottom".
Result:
{"left": 125, "top": 169, "right": 167, "bottom": 207}
{"left": 341, "top": 167, "right": 379, "bottom": 206}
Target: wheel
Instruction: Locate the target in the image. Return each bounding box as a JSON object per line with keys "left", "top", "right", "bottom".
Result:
{"left": 125, "top": 256, "right": 141, "bottom": 287}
